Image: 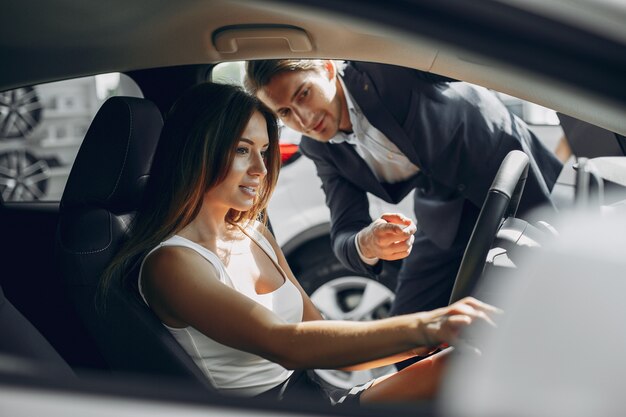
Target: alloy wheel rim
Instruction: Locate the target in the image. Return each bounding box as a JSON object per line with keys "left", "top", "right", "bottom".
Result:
{"left": 0, "top": 150, "right": 50, "bottom": 201}
{"left": 310, "top": 276, "right": 396, "bottom": 389}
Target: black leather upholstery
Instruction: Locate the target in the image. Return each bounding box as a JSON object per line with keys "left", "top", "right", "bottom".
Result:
{"left": 55, "top": 97, "right": 214, "bottom": 392}
{"left": 0, "top": 284, "right": 74, "bottom": 378}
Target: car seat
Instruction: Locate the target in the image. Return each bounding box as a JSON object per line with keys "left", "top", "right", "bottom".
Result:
{"left": 0, "top": 284, "right": 74, "bottom": 379}
{"left": 55, "top": 97, "right": 215, "bottom": 393}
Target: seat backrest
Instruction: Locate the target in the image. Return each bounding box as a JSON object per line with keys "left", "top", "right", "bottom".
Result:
{"left": 55, "top": 97, "right": 215, "bottom": 393}
{"left": 0, "top": 284, "right": 74, "bottom": 379}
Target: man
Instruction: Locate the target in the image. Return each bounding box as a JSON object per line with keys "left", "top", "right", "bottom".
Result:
{"left": 246, "top": 59, "right": 561, "bottom": 318}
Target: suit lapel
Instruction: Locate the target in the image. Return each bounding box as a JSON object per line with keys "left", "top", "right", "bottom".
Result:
{"left": 329, "top": 142, "right": 391, "bottom": 200}
{"left": 343, "top": 66, "right": 423, "bottom": 169}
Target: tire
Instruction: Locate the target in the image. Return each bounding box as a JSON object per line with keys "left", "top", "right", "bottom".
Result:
{"left": 298, "top": 259, "right": 396, "bottom": 321}
{"left": 0, "top": 149, "right": 50, "bottom": 201}
{"left": 291, "top": 241, "right": 400, "bottom": 389}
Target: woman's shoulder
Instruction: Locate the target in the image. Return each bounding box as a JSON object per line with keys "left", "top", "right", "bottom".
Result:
{"left": 143, "top": 242, "right": 221, "bottom": 285}
{"left": 138, "top": 241, "right": 227, "bottom": 330}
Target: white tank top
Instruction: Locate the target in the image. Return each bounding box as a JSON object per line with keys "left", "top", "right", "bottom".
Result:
{"left": 138, "top": 224, "right": 303, "bottom": 396}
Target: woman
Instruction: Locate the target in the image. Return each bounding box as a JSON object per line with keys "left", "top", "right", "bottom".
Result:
{"left": 102, "top": 82, "right": 499, "bottom": 405}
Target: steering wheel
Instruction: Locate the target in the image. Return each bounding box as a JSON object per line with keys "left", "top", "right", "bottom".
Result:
{"left": 449, "top": 150, "right": 529, "bottom": 304}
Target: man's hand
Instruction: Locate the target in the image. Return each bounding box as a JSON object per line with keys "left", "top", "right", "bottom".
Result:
{"left": 357, "top": 213, "right": 417, "bottom": 260}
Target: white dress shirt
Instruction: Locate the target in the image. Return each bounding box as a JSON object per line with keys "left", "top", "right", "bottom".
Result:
{"left": 330, "top": 78, "right": 420, "bottom": 265}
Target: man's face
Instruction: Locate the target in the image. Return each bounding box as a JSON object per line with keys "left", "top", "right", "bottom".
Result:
{"left": 256, "top": 65, "right": 347, "bottom": 142}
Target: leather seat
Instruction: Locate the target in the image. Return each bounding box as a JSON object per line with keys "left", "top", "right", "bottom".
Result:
{"left": 55, "top": 96, "right": 215, "bottom": 393}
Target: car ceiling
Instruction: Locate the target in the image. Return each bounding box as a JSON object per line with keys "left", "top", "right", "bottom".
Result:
{"left": 2, "top": 0, "right": 626, "bottom": 135}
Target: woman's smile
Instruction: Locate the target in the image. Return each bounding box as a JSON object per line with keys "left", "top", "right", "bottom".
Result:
{"left": 239, "top": 184, "right": 258, "bottom": 198}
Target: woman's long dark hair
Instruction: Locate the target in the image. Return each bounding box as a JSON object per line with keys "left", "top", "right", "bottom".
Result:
{"left": 100, "top": 82, "right": 280, "bottom": 300}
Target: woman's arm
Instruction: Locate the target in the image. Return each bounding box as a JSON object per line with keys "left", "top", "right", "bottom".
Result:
{"left": 142, "top": 245, "right": 421, "bottom": 370}
{"left": 258, "top": 222, "right": 427, "bottom": 370}
{"left": 142, "top": 239, "right": 498, "bottom": 371}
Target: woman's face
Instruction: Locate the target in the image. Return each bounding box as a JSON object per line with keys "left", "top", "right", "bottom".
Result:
{"left": 205, "top": 111, "right": 269, "bottom": 212}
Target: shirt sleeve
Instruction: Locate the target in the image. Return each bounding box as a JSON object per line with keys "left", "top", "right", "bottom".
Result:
{"left": 354, "top": 233, "right": 380, "bottom": 266}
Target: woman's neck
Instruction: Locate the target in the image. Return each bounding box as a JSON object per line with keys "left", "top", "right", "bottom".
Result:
{"left": 178, "top": 201, "right": 230, "bottom": 240}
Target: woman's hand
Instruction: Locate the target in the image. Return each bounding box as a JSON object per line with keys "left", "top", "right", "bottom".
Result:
{"left": 416, "top": 297, "right": 502, "bottom": 349}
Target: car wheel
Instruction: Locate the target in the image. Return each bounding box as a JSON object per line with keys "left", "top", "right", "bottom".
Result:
{"left": 0, "top": 87, "right": 43, "bottom": 138}
{"left": 0, "top": 149, "right": 50, "bottom": 201}
{"left": 297, "top": 253, "right": 398, "bottom": 389}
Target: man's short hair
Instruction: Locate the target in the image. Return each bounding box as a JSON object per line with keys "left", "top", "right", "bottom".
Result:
{"left": 244, "top": 59, "right": 327, "bottom": 95}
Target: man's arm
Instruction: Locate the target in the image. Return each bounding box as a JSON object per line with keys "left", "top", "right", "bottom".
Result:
{"left": 299, "top": 138, "right": 382, "bottom": 276}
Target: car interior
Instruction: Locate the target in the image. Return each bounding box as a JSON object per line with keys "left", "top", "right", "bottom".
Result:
{"left": 1, "top": 0, "right": 626, "bottom": 416}
{"left": 54, "top": 95, "right": 220, "bottom": 390}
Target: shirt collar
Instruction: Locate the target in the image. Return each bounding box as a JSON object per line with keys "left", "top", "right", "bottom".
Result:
{"left": 340, "top": 76, "right": 359, "bottom": 116}
{"left": 330, "top": 77, "right": 361, "bottom": 145}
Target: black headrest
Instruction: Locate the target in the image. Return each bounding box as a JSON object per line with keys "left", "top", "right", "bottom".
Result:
{"left": 61, "top": 97, "right": 163, "bottom": 213}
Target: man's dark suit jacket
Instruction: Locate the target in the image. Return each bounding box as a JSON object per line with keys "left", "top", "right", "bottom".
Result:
{"left": 299, "top": 62, "right": 562, "bottom": 278}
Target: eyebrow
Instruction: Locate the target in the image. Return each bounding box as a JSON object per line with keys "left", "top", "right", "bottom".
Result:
{"left": 240, "top": 138, "right": 269, "bottom": 147}
{"left": 277, "top": 81, "right": 306, "bottom": 113}
{"left": 290, "top": 81, "right": 306, "bottom": 102}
